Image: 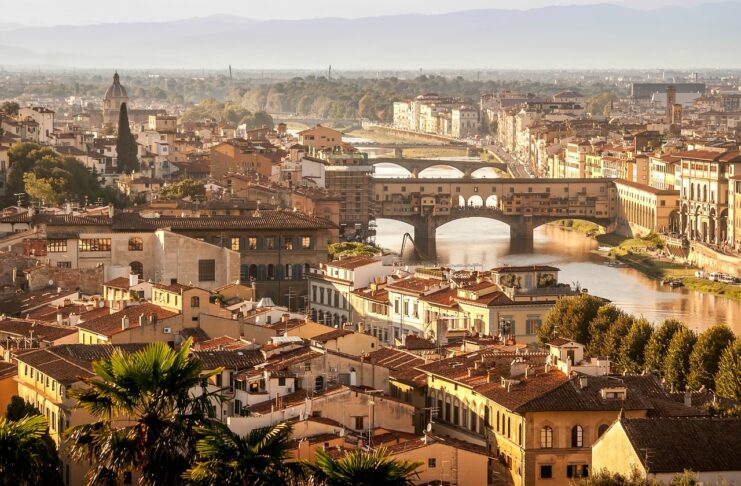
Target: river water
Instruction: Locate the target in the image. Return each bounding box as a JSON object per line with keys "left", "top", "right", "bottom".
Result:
{"left": 366, "top": 155, "right": 741, "bottom": 333}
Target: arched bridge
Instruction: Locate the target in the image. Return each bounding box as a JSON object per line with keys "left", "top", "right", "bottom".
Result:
{"left": 372, "top": 177, "right": 619, "bottom": 256}
{"left": 371, "top": 158, "right": 507, "bottom": 177}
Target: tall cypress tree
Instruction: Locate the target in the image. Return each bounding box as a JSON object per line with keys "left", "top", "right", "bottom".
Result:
{"left": 116, "top": 102, "right": 139, "bottom": 174}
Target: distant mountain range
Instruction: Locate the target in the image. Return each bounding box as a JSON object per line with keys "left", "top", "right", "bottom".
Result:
{"left": 1, "top": 2, "right": 740, "bottom": 69}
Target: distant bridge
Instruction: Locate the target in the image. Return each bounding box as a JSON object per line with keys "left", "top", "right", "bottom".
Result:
{"left": 372, "top": 177, "right": 619, "bottom": 256}
{"left": 370, "top": 158, "right": 507, "bottom": 177}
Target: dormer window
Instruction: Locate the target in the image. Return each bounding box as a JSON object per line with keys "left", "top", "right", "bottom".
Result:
{"left": 600, "top": 387, "right": 627, "bottom": 400}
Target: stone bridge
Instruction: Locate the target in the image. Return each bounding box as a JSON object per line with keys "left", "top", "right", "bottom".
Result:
{"left": 370, "top": 158, "right": 507, "bottom": 177}
{"left": 372, "top": 177, "right": 619, "bottom": 256}
{"left": 354, "top": 142, "right": 476, "bottom": 158}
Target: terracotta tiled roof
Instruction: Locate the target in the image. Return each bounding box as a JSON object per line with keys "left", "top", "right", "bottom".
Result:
{"left": 618, "top": 418, "right": 741, "bottom": 473}
{"left": 153, "top": 282, "right": 196, "bottom": 294}
{"left": 490, "top": 265, "right": 560, "bottom": 273}
{"left": 192, "top": 349, "right": 264, "bottom": 370}
{"left": 247, "top": 384, "right": 345, "bottom": 415}
{"left": 311, "top": 329, "right": 353, "bottom": 342}
{"left": 76, "top": 303, "right": 178, "bottom": 337}
{"left": 0, "top": 318, "right": 77, "bottom": 343}
{"left": 111, "top": 211, "right": 336, "bottom": 231}
{"left": 327, "top": 256, "right": 379, "bottom": 270}
{"left": 104, "top": 277, "right": 133, "bottom": 289}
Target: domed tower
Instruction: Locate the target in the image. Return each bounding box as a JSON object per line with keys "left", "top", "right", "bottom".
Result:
{"left": 103, "top": 71, "right": 129, "bottom": 127}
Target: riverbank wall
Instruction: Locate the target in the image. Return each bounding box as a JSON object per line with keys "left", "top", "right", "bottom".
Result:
{"left": 687, "top": 243, "right": 741, "bottom": 278}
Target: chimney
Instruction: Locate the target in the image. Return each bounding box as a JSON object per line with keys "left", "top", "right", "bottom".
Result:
{"left": 56, "top": 313, "right": 63, "bottom": 325}
{"left": 468, "top": 367, "right": 476, "bottom": 378}
{"left": 684, "top": 390, "right": 692, "bottom": 408}
{"left": 510, "top": 358, "right": 528, "bottom": 378}
{"left": 486, "top": 370, "right": 497, "bottom": 383}
{"left": 69, "top": 313, "right": 79, "bottom": 327}
{"left": 578, "top": 375, "right": 588, "bottom": 390}
{"left": 129, "top": 272, "right": 139, "bottom": 287}
{"left": 121, "top": 315, "right": 129, "bottom": 330}
{"left": 108, "top": 203, "right": 115, "bottom": 218}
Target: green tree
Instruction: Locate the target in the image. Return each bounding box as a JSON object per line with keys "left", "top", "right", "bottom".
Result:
{"left": 0, "top": 101, "right": 20, "bottom": 116}
{"left": 688, "top": 324, "right": 735, "bottom": 392}
{"left": 158, "top": 178, "right": 206, "bottom": 200}
{"left": 577, "top": 468, "right": 662, "bottom": 486}
{"left": 537, "top": 294, "right": 604, "bottom": 345}
{"left": 644, "top": 319, "right": 686, "bottom": 376}
{"left": 303, "top": 447, "right": 422, "bottom": 486}
{"left": 602, "top": 313, "right": 634, "bottom": 362}
{"left": 186, "top": 421, "right": 299, "bottom": 485}
{"left": 116, "top": 102, "right": 139, "bottom": 173}
{"left": 23, "top": 172, "right": 59, "bottom": 205}
{"left": 0, "top": 414, "right": 62, "bottom": 486}
{"left": 715, "top": 337, "right": 741, "bottom": 400}
{"left": 5, "top": 396, "right": 41, "bottom": 421}
{"left": 65, "top": 339, "right": 221, "bottom": 485}
{"left": 663, "top": 327, "right": 697, "bottom": 392}
{"left": 587, "top": 304, "right": 625, "bottom": 356}
{"left": 617, "top": 318, "right": 653, "bottom": 373}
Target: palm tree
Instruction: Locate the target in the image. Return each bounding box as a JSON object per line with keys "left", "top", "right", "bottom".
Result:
{"left": 303, "top": 447, "right": 422, "bottom": 486}
{"left": 65, "top": 339, "right": 222, "bottom": 485}
{"left": 186, "top": 421, "right": 301, "bottom": 485}
{"left": 0, "top": 414, "right": 63, "bottom": 485}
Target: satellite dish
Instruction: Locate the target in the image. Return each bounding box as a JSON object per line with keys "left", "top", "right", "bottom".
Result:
{"left": 426, "top": 423, "right": 432, "bottom": 433}
{"left": 48, "top": 279, "right": 54, "bottom": 286}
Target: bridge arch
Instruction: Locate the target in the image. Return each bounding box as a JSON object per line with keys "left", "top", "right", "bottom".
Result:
{"left": 485, "top": 195, "right": 498, "bottom": 208}
{"left": 418, "top": 164, "right": 466, "bottom": 177}
{"left": 467, "top": 195, "right": 484, "bottom": 207}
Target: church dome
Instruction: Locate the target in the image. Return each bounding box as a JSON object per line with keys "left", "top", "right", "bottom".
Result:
{"left": 104, "top": 72, "right": 128, "bottom": 99}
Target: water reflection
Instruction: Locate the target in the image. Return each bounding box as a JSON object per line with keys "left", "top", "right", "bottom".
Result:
{"left": 374, "top": 218, "right": 740, "bottom": 333}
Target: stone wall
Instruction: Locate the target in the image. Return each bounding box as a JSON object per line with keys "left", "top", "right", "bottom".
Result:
{"left": 25, "top": 265, "right": 104, "bottom": 294}
{"left": 688, "top": 243, "right": 741, "bottom": 277}
{"left": 0, "top": 252, "right": 37, "bottom": 287}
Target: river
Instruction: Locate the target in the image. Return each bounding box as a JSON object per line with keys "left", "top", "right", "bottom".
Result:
{"left": 366, "top": 155, "right": 741, "bottom": 333}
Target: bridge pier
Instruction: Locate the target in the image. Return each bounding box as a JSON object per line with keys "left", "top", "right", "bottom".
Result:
{"left": 509, "top": 217, "right": 535, "bottom": 241}
{"left": 412, "top": 217, "right": 437, "bottom": 259}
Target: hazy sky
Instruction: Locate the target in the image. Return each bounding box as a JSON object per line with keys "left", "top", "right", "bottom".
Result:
{"left": 2, "top": 0, "right": 718, "bottom": 25}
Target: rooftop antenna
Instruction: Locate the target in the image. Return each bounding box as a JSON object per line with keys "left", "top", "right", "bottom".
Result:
{"left": 229, "top": 65, "right": 232, "bottom": 81}
{"left": 328, "top": 65, "right": 332, "bottom": 81}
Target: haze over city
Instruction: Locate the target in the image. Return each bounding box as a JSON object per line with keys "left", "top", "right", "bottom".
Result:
{"left": 0, "top": 1, "right": 739, "bottom": 485}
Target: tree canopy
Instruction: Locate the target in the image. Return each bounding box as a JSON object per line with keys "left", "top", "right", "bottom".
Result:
{"left": 663, "top": 327, "right": 698, "bottom": 392}
{"left": 537, "top": 294, "right": 604, "bottom": 346}
{"left": 644, "top": 319, "right": 686, "bottom": 376}
{"left": 116, "top": 102, "right": 139, "bottom": 174}
{"left": 3, "top": 142, "right": 125, "bottom": 207}
{"left": 158, "top": 178, "right": 206, "bottom": 200}
{"left": 688, "top": 324, "right": 735, "bottom": 392}
{"left": 181, "top": 99, "right": 274, "bottom": 129}
{"left": 715, "top": 337, "right": 741, "bottom": 400}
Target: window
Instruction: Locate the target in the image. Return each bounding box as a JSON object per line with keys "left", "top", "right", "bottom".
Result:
{"left": 525, "top": 318, "right": 542, "bottom": 335}
{"left": 541, "top": 426, "right": 553, "bottom": 448}
{"left": 567, "top": 465, "right": 589, "bottom": 478}
{"left": 597, "top": 424, "right": 609, "bottom": 437}
{"left": 47, "top": 239, "right": 67, "bottom": 252}
{"left": 248, "top": 237, "right": 257, "bottom": 250}
{"left": 278, "top": 377, "right": 286, "bottom": 386}
{"left": 198, "top": 259, "right": 216, "bottom": 281}
{"left": 191, "top": 296, "right": 200, "bottom": 307}
{"left": 354, "top": 416, "right": 364, "bottom": 430}
{"left": 230, "top": 238, "right": 240, "bottom": 251}
{"left": 128, "top": 237, "right": 143, "bottom": 251}
{"left": 130, "top": 261, "right": 143, "bottom": 279}
{"left": 79, "top": 238, "right": 111, "bottom": 251}
{"left": 428, "top": 458, "right": 437, "bottom": 468}
{"left": 57, "top": 261, "right": 72, "bottom": 268}
{"left": 571, "top": 425, "right": 584, "bottom": 448}
{"left": 315, "top": 376, "right": 324, "bottom": 391}
{"left": 283, "top": 237, "right": 293, "bottom": 250}
{"left": 301, "top": 236, "right": 311, "bottom": 249}
{"left": 540, "top": 465, "right": 553, "bottom": 479}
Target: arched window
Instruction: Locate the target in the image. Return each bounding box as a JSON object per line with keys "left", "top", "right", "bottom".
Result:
{"left": 597, "top": 424, "right": 609, "bottom": 438}
{"left": 315, "top": 376, "right": 324, "bottom": 392}
{"left": 130, "top": 261, "right": 143, "bottom": 279}
{"left": 541, "top": 426, "right": 553, "bottom": 448}
{"left": 572, "top": 425, "right": 584, "bottom": 448}
{"left": 128, "top": 237, "right": 143, "bottom": 251}
{"left": 191, "top": 296, "right": 200, "bottom": 307}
